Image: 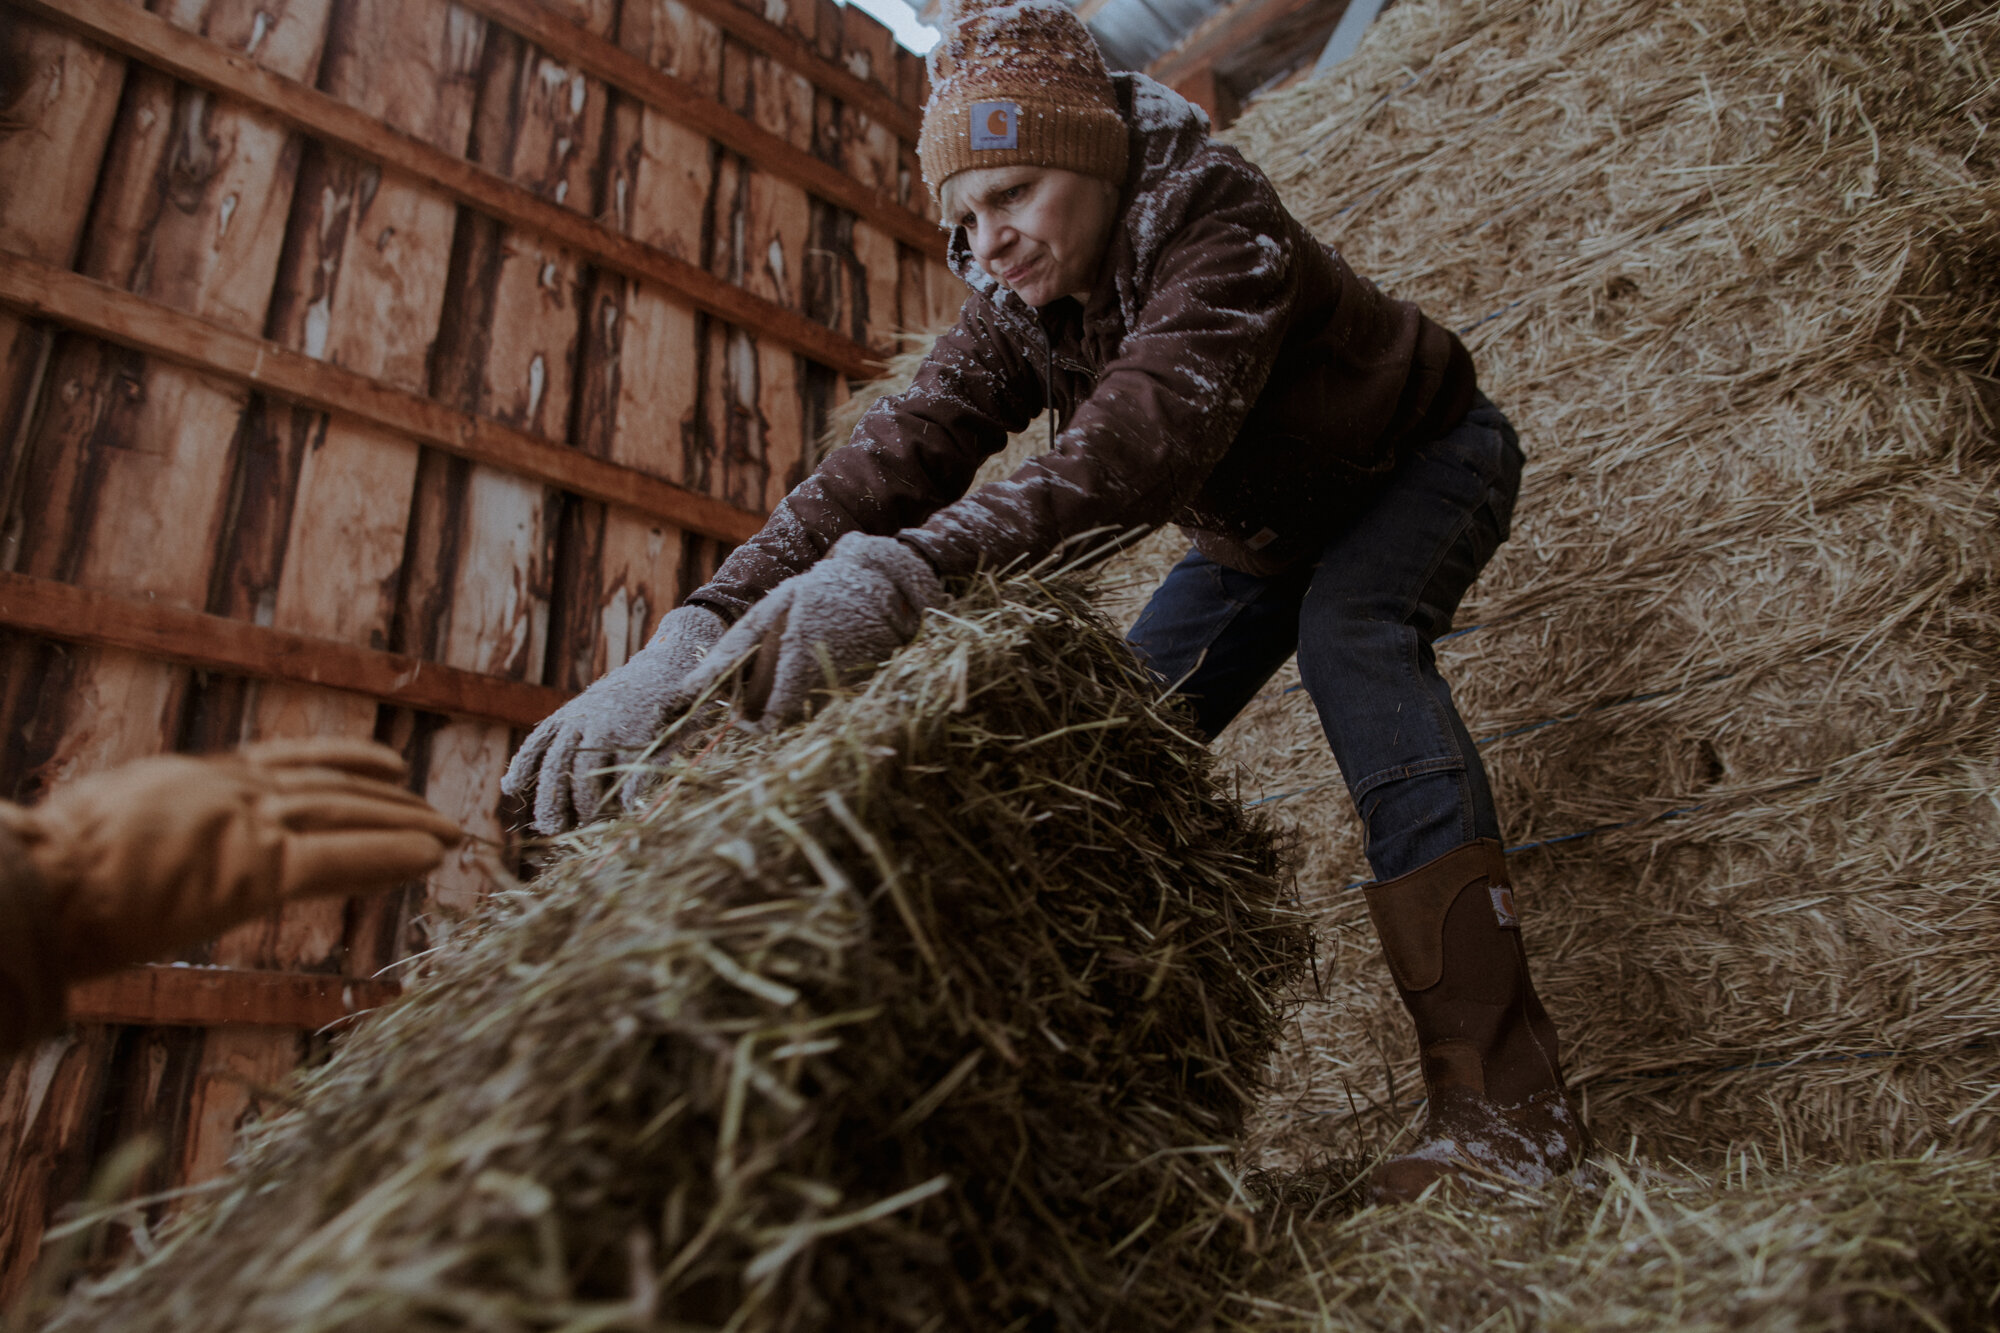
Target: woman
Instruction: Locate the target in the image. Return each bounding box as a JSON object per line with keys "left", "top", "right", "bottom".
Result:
{"left": 505, "top": 0, "right": 1586, "bottom": 1201}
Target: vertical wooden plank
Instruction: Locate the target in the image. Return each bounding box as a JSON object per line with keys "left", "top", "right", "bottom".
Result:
{"left": 897, "top": 242, "right": 923, "bottom": 339}
{"left": 234, "top": 0, "right": 484, "bottom": 777}
{"left": 0, "top": 15, "right": 128, "bottom": 798}
{"left": 895, "top": 45, "right": 924, "bottom": 116}
{"left": 894, "top": 48, "right": 933, "bottom": 218}
{"left": 736, "top": 62, "right": 811, "bottom": 312}
{"left": 397, "top": 4, "right": 614, "bottom": 917}
{"left": 893, "top": 31, "right": 953, "bottom": 335}
{"left": 0, "top": 1030, "right": 119, "bottom": 1302}
{"left": 0, "top": 15, "right": 125, "bottom": 515}
{"left": 805, "top": 0, "right": 854, "bottom": 344}
{"left": 76, "top": 1023, "right": 202, "bottom": 1269}
{"left": 728, "top": 5, "right": 814, "bottom": 512}
{"left": 847, "top": 221, "right": 900, "bottom": 353}
{"left": 800, "top": 0, "right": 901, "bottom": 358}
{"left": 3, "top": 0, "right": 334, "bottom": 790}
{"left": 178, "top": 0, "right": 485, "bottom": 1205}
{"left": 613, "top": 0, "right": 718, "bottom": 494}
{"left": 546, "top": 0, "right": 719, "bottom": 694}
{"left": 560, "top": 275, "right": 696, "bottom": 676}
{"left": 168, "top": 1027, "right": 304, "bottom": 1187}
{"left": 838, "top": 7, "right": 901, "bottom": 357}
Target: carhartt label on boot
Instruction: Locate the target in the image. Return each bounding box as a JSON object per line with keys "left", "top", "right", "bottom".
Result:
{"left": 970, "top": 102, "right": 1020, "bottom": 151}
{"left": 1490, "top": 884, "right": 1518, "bottom": 928}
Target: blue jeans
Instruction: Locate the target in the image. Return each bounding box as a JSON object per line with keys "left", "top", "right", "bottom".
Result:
{"left": 1128, "top": 396, "right": 1524, "bottom": 882}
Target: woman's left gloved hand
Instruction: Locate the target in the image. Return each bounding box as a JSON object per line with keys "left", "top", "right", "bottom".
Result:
{"left": 685, "top": 532, "right": 943, "bottom": 730}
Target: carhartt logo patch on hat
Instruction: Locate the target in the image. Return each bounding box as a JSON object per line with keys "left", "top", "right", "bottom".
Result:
{"left": 970, "top": 100, "right": 1020, "bottom": 150}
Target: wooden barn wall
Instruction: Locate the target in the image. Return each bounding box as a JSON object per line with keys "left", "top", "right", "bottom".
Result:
{"left": 0, "top": 0, "right": 957, "bottom": 1298}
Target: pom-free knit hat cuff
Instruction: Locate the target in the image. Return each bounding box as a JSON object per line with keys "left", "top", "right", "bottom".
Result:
{"left": 920, "top": 95, "right": 1129, "bottom": 201}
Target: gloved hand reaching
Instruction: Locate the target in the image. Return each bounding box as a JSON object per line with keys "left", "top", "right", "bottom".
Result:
{"left": 0, "top": 738, "right": 463, "bottom": 1054}
{"left": 683, "top": 532, "right": 943, "bottom": 731}
{"left": 501, "top": 603, "right": 727, "bottom": 834}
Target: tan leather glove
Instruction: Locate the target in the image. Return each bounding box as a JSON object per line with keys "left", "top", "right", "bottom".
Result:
{"left": 0, "top": 739, "right": 462, "bottom": 1049}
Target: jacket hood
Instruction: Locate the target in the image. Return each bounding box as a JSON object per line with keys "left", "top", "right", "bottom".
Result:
{"left": 945, "top": 72, "right": 1212, "bottom": 327}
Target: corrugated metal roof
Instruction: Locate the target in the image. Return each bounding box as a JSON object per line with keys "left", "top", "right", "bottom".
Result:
{"left": 913, "top": 0, "right": 1381, "bottom": 123}
{"left": 1081, "top": 0, "right": 1221, "bottom": 71}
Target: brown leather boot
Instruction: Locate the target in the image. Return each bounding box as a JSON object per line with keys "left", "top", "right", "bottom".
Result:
{"left": 1362, "top": 839, "right": 1588, "bottom": 1203}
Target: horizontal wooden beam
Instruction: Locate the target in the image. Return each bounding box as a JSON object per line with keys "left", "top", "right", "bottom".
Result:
{"left": 453, "top": 0, "right": 940, "bottom": 254}
{"left": 0, "top": 254, "right": 766, "bottom": 546}
{"left": 663, "top": 0, "right": 923, "bottom": 144}
{"left": 20, "top": 0, "right": 884, "bottom": 381}
{"left": 68, "top": 965, "right": 402, "bottom": 1030}
{"left": 0, "top": 572, "right": 570, "bottom": 730}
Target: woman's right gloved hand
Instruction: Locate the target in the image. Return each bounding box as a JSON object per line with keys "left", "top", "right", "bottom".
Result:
{"left": 501, "top": 604, "right": 728, "bottom": 834}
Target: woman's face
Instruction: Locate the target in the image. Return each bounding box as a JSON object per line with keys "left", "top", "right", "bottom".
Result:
{"left": 942, "top": 166, "right": 1120, "bottom": 308}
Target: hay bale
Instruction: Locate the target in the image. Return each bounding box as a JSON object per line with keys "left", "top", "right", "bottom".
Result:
{"left": 44, "top": 578, "right": 1308, "bottom": 1331}
{"left": 1207, "top": 0, "right": 2000, "bottom": 1172}
{"left": 1242, "top": 1154, "right": 2000, "bottom": 1329}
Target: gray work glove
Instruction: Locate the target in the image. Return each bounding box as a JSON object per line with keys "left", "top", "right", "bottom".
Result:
{"left": 502, "top": 604, "right": 727, "bottom": 834}
{"left": 683, "top": 533, "right": 943, "bottom": 731}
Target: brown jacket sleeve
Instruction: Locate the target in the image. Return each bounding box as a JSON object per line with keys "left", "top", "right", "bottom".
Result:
{"left": 687, "top": 300, "right": 1045, "bottom": 621}
{"left": 0, "top": 809, "right": 66, "bottom": 1059}
{"left": 900, "top": 177, "right": 1301, "bottom": 580}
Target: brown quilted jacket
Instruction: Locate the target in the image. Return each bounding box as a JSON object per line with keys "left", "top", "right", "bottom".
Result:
{"left": 690, "top": 73, "right": 1475, "bottom": 619}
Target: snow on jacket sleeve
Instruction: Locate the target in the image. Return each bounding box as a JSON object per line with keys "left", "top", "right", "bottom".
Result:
{"left": 898, "top": 169, "right": 1299, "bottom": 581}
{"left": 687, "top": 301, "right": 1045, "bottom": 623}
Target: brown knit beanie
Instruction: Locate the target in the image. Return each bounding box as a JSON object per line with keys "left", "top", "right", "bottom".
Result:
{"left": 918, "top": 0, "right": 1130, "bottom": 205}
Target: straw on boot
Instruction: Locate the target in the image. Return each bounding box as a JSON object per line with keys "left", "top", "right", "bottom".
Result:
{"left": 1362, "top": 839, "right": 1588, "bottom": 1202}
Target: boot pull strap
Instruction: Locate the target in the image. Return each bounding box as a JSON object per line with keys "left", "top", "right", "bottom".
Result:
{"left": 1362, "top": 840, "right": 1510, "bottom": 992}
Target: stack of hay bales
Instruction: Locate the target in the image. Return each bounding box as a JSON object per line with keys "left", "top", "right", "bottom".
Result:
{"left": 38, "top": 579, "right": 1309, "bottom": 1330}
{"left": 1211, "top": 0, "right": 2000, "bottom": 1320}
{"left": 1250, "top": 1155, "right": 2000, "bottom": 1328}
{"left": 1216, "top": 0, "right": 1999, "bottom": 1176}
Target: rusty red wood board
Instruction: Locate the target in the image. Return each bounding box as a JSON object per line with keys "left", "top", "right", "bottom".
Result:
{"left": 67, "top": 965, "right": 403, "bottom": 1029}
{"left": 20, "top": 0, "right": 884, "bottom": 381}
{"left": 0, "top": 253, "right": 765, "bottom": 545}
{"left": 0, "top": 571, "right": 568, "bottom": 729}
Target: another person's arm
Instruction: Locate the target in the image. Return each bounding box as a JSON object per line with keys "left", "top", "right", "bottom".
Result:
{"left": 0, "top": 740, "right": 462, "bottom": 1058}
